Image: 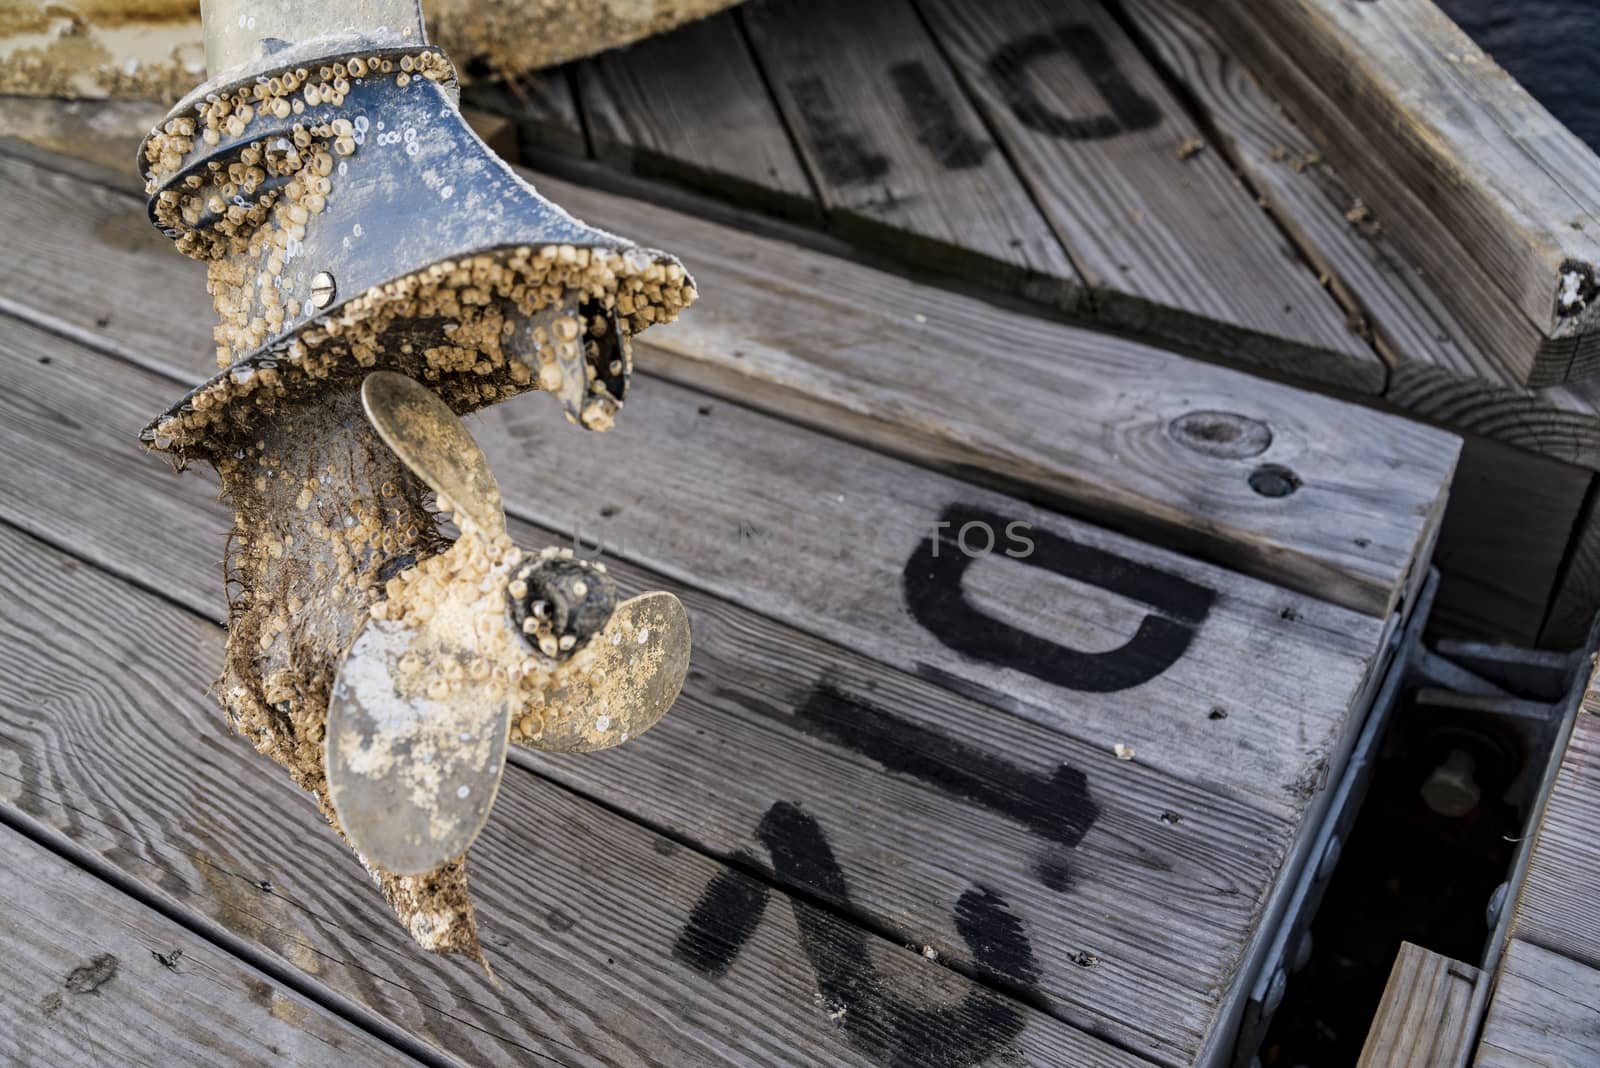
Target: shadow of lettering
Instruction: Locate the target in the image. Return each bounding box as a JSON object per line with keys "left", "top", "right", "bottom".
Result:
{"left": 889, "top": 61, "right": 994, "bottom": 170}
{"left": 789, "top": 76, "right": 893, "bottom": 185}
{"left": 986, "top": 24, "right": 1161, "bottom": 140}
{"left": 903, "top": 503, "right": 1215, "bottom": 693}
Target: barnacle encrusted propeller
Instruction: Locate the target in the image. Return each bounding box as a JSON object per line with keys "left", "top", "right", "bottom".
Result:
{"left": 328, "top": 373, "right": 690, "bottom": 875}
{"left": 135, "top": 0, "right": 697, "bottom": 961}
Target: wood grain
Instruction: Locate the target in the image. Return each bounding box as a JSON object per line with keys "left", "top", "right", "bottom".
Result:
{"left": 530, "top": 170, "right": 1453, "bottom": 620}
{"left": 0, "top": 95, "right": 164, "bottom": 182}
{"left": 1201, "top": 0, "right": 1600, "bottom": 388}
{"left": 0, "top": 310, "right": 1305, "bottom": 1063}
{"left": 1475, "top": 940, "right": 1600, "bottom": 1068}
{"left": 1116, "top": 0, "right": 1600, "bottom": 472}
{"left": 0, "top": 824, "right": 422, "bottom": 1066}
{"left": 1508, "top": 704, "right": 1600, "bottom": 972}
{"left": 1355, "top": 942, "right": 1478, "bottom": 1068}
{"left": 413, "top": 376, "right": 1395, "bottom": 825}
{"left": 916, "top": 0, "right": 1378, "bottom": 388}
{"left": 740, "top": 0, "right": 1082, "bottom": 307}
{"left": 575, "top": 12, "right": 818, "bottom": 220}
{"left": 0, "top": 147, "right": 1453, "bottom": 623}
{"left": 0, "top": 520, "right": 1133, "bottom": 1068}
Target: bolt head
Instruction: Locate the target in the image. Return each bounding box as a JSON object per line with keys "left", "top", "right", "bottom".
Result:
{"left": 310, "top": 271, "right": 336, "bottom": 308}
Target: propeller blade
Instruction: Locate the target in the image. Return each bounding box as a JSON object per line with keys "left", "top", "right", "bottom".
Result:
{"left": 326, "top": 613, "right": 513, "bottom": 875}
{"left": 361, "top": 371, "right": 506, "bottom": 536}
{"left": 520, "top": 592, "right": 691, "bottom": 753}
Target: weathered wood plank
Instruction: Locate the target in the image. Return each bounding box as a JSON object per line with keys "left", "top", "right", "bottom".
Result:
{"left": 0, "top": 95, "right": 163, "bottom": 181}
{"left": 431, "top": 379, "right": 1398, "bottom": 819}
{"left": 1428, "top": 435, "right": 1590, "bottom": 644}
{"left": 740, "top": 0, "right": 1082, "bottom": 308}
{"left": 0, "top": 518, "right": 1134, "bottom": 1068}
{"left": 0, "top": 146, "right": 1451, "bottom": 622}
{"left": 460, "top": 70, "right": 587, "bottom": 158}
{"left": 1356, "top": 942, "right": 1479, "bottom": 1068}
{"left": 0, "top": 316, "right": 1301, "bottom": 1064}
{"left": 1508, "top": 703, "right": 1600, "bottom": 971}
{"left": 1116, "top": 0, "right": 1600, "bottom": 473}
{"left": 550, "top": 189, "right": 1449, "bottom": 619}
{"left": 916, "top": 0, "right": 1378, "bottom": 389}
{"left": 1202, "top": 0, "right": 1600, "bottom": 388}
{"left": 0, "top": 823, "right": 422, "bottom": 1067}
{"left": 533, "top": 171, "right": 1454, "bottom": 621}
{"left": 575, "top": 13, "right": 818, "bottom": 220}
{"left": 1475, "top": 940, "right": 1600, "bottom": 1068}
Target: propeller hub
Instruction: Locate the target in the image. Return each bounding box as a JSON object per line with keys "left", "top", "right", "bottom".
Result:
{"left": 508, "top": 555, "right": 618, "bottom": 659}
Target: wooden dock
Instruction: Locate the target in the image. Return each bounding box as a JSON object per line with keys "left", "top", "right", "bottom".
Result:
{"left": 453, "top": 0, "right": 1600, "bottom": 650}
{"left": 1, "top": 0, "right": 1598, "bottom": 1064}
{"left": 0, "top": 134, "right": 1454, "bottom": 1065}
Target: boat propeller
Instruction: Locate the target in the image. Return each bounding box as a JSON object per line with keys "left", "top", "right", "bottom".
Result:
{"left": 326, "top": 372, "right": 690, "bottom": 875}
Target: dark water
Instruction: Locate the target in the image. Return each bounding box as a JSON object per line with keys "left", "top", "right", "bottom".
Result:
{"left": 1437, "top": 0, "right": 1600, "bottom": 149}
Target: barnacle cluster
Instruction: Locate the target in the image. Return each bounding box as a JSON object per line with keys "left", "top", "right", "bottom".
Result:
{"left": 148, "top": 244, "right": 691, "bottom": 459}
{"left": 138, "top": 48, "right": 692, "bottom": 459}
{"left": 142, "top": 49, "right": 452, "bottom": 192}
{"left": 211, "top": 386, "right": 488, "bottom": 955}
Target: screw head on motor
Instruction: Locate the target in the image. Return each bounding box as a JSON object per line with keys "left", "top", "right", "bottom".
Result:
{"left": 507, "top": 555, "right": 618, "bottom": 659}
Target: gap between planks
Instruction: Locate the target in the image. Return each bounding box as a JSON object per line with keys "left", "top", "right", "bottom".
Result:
{"left": 0, "top": 792, "right": 445, "bottom": 1068}
{"left": 1111, "top": 0, "right": 1600, "bottom": 475}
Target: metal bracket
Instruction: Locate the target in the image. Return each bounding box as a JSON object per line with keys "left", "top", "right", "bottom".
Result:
{"left": 1227, "top": 580, "right": 1599, "bottom": 1067}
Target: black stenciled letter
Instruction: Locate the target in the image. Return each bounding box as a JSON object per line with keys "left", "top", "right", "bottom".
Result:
{"left": 677, "top": 801, "right": 1037, "bottom": 1067}
{"left": 904, "top": 503, "right": 1215, "bottom": 693}
{"left": 788, "top": 76, "right": 891, "bottom": 185}
{"left": 794, "top": 685, "right": 1098, "bottom": 849}
{"left": 888, "top": 61, "right": 993, "bottom": 170}
{"left": 671, "top": 854, "right": 771, "bottom": 979}
{"left": 986, "top": 24, "right": 1160, "bottom": 140}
